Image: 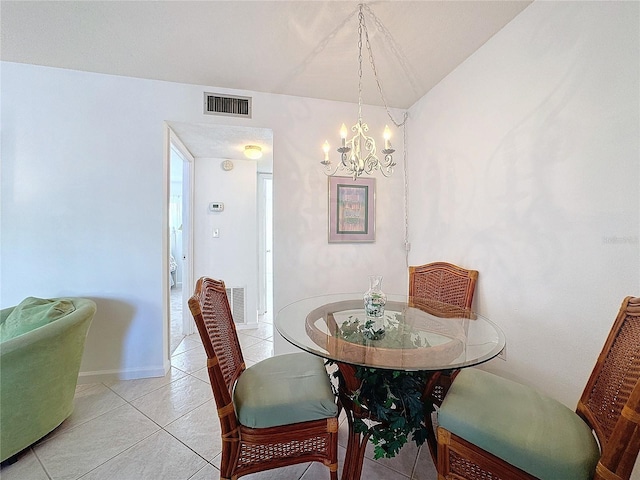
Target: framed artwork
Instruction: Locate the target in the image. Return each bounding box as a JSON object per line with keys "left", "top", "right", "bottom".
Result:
{"left": 328, "top": 176, "right": 375, "bottom": 243}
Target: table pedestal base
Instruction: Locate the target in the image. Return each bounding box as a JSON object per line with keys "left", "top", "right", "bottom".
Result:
{"left": 336, "top": 363, "right": 447, "bottom": 480}
{"left": 341, "top": 404, "right": 372, "bottom": 480}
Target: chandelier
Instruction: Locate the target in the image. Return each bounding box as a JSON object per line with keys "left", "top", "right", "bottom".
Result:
{"left": 321, "top": 4, "right": 396, "bottom": 179}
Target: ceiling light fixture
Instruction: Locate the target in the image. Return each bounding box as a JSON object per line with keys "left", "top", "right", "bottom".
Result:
{"left": 244, "top": 145, "right": 263, "bottom": 160}
{"left": 321, "top": 3, "right": 401, "bottom": 180}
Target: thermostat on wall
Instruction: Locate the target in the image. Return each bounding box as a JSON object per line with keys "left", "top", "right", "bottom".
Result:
{"left": 209, "top": 202, "right": 224, "bottom": 212}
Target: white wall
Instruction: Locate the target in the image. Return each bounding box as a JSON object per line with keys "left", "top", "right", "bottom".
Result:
{"left": 193, "top": 156, "right": 258, "bottom": 324}
{"left": 0, "top": 62, "right": 407, "bottom": 378}
{"left": 408, "top": 0, "right": 639, "bottom": 411}
{"left": 272, "top": 102, "right": 409, "bottom": 354}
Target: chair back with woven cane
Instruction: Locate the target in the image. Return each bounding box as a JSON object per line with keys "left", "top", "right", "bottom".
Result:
{"left": 409, "top": 262, "right": 478, "bottom": 311}
{"left": 436, "top": 296, "right": 640, "bottom": 480}
{"left": 578, "top": 296, "right": 640, "bottom": 480}
{"left": 410, "top": 262, "right": 479, "bottom": 407}
{"left": 409, "top": 262, "right": 479, "bottom": 463}
{"left": 188, "top": 277, "right": 244, "bottom": 450}
{"left": 189, "top": 276, "right": 339, "bottom": 480}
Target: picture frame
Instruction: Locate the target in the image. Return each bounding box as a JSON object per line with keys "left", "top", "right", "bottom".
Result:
{"left": 328, "top": 176, "right": 375, "bottom": 243}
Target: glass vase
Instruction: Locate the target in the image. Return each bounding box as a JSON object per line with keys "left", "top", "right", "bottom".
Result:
{"left": 364, "top": 275, "right": 387, "bottom": 319}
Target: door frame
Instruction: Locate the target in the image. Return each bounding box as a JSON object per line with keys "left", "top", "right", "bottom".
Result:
{"left": 169, "top": 131, "right": 195, "bottom": 336}
{"left": 257, "top": 173, "right": 273, "bottom": 315}
{"left": 164, "top": 124, "right": 195, "bottom": 363}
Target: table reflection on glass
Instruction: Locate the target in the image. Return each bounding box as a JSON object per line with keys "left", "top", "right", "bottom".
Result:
{"left": 276, "top": 293, "right": 505, "bottom": 480}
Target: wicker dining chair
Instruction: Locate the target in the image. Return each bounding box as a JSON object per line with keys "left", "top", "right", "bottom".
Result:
{"left": 408, "top": 262, "right": 479, "bottom": 406}
{"left": 436, "top": 296, "right": 640, "bottom": 480}
{"left": 408, "top": 262, "right": 479, "bottom": 462}
{"left": 188, "top": 277, "right": 339, "bottom": 480}
{"left": 408, "top": 262, "right": 478, "bottom": 313}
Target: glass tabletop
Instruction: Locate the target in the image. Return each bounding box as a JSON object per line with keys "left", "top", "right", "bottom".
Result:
{"left": 276, "top": 293, "right": 506, "bottom": 371}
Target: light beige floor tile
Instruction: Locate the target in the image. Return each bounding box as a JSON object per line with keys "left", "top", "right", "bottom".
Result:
{"left": 361, "top": 454, "right": 413, "bottom": 480}
{"left": 242, "top": 340, "right": 274, "bottom": 363}
{"left": 74, "top": 383, "right": 100, "bottom": 394}
{"left": 183, "top": 333, "right": 202, "bottom": 346}
{"left": 34, "top": 403, "right": 159, "bottom": 480}
{"left": 0, "top": 449, "right": 48, "bottom": 480}
{"left": 211, "top": 452, "right": 221, "bottom": 470}
{"left": 130, "top": 375, "right": 212, "bottom": 426}
{"left": 240, "top": 462, "right": 311, "bottom": 479}
{"left": 337, "top": 413, "right": 350, "bottom": 448}
{"left": 171, "top": 345, "right": 208, "bottom": 374}
{"left": 191, "top": 367, "right": 210, "bottom": 383}
{"left": 299, "top": 458, "right": 338, "bottom": 480}
{"left": 244, "top": 358, "right": 259, "bottom": 368}
{"left": 364, "top": 438, "right": 420, "bottom": 478}
{"left": 410, "top": 444, "right": 438, "bottom": 480}
{"left": 78, "top": 430, "right": 206, "bottom": 480}
{"left": 104, "top": 367, "right": 187, "bottom": 402}
{"left": 54, "top": 383, "right": 127, "bottom": 436}
{"left": 188, "top": 463, "right": 220, "bottom": 480}
{"left": 240, "top": 322, "right": 274, "bottom": 340}
{"left": 302, "top": 444, "right": 410, "bottom": 480}
{"left": 172, "top": 336, "right": 205, "bottom": 356}
{"left": 164, "top": 399, "right": 222, "bottom": 462}
{"left": 238, "top": 333, "right": 263, "bottom": 350}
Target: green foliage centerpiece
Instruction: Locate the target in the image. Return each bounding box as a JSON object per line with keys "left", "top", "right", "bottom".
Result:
{"left": 333, "top": 313, "right": 433, "bottom": 459}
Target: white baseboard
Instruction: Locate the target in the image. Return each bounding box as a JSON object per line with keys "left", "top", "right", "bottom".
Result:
{"left": 78, "top": 363, "right": 169, "bottom": 384}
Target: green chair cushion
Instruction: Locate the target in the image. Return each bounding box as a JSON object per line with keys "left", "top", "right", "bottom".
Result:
{"left": 0, "top": 297, "right": 76, "bottom": 342}
{"left": 233, "top": 352, "right": 338, "bottom": 429}
{"left": 438, "top": 369, "right": 600, "bottom": 480}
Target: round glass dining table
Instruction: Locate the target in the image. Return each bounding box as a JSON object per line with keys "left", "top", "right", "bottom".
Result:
{"left": 276, "top": 293, "right": 505, "bottom": 372}
{"left": 275, "top": 293, "right": 506, "bottom": 480}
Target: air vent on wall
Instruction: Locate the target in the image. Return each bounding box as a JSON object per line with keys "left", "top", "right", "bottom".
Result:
{"left": 225, "top": 286, "right": 246, "bottom": 324}
{"left": 204, "top": 93, "right": 252, "bottom": 118}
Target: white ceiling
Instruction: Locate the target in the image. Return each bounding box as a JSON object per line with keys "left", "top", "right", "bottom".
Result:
{"left": 169, "top": 122, "right": 274, "bottom": 176}
{"left": 1, "top": 0, "right": 532, "bottom": 168}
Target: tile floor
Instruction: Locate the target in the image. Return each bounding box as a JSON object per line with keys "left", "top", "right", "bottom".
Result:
{"left": 0, "top": 316, "right": 437, "bottom": 480}
{"left": 170, "top": 286, "right": 186, "bottom": 355}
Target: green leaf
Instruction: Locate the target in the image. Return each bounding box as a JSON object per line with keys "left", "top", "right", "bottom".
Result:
{"left": 345, "top": 366, "right": 433, "bottom": 459}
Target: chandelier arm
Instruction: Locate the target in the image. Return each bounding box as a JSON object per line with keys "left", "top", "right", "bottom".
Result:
{"left": 321, "top": 158, "right": 342, "bottom": 177}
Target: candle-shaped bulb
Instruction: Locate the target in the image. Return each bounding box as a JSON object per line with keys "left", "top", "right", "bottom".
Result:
{"left": 383, "top": 125, "right": 391, "bottom": 150}
{"left": 340, "top": 123, "right": 348, "bottom": 147}
{"left": 322, "top": 140, "right": 330, "bottom": 161}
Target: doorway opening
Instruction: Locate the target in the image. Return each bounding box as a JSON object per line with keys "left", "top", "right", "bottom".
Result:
{"left": 168, "top": 132, "right": 194, "bottom": 354}
{"left": 258, "top": 173, "right": 273, "bottom": 323}
{"left": 164, "top": 122, "right": 273, "bottom": 360}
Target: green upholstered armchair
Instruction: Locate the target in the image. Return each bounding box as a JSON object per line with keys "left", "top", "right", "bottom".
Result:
{"left": 0, "top": 297, "right": 96, "bottom": 462}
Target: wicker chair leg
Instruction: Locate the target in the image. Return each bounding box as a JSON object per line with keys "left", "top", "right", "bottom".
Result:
{"left": 328, "top": 417, "right": 339, "bottom": 480}
{"left": 219, "top": 435, "right": 241, "bottom": 480}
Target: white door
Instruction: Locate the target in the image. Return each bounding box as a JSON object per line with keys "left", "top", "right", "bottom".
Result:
{"left": 168, "top": 132, "right": 195, "bottom": 338}
{"left": 257, "top": 173, "right": 273, "bottom": 318}
{"left": 180, "top": 158, "right": 194, "bottom": 335}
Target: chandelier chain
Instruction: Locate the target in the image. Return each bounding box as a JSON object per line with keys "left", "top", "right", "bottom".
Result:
{"left": 321, "top": 3, "right": 411, "bottom": 262}
{"left": 361, "top": 6, "right": 408, "bottom": 130}
{"left": 360, "top": 4, "right": 410, "bottom": 266}
{"left": 362, "top": 3, "right": 422, "bottom": 103}
{"left": 357, "top": 8, "right": 365, "bottom": 121}
{"left": 403, "top": 121, "right": 409, "bottom": 269}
